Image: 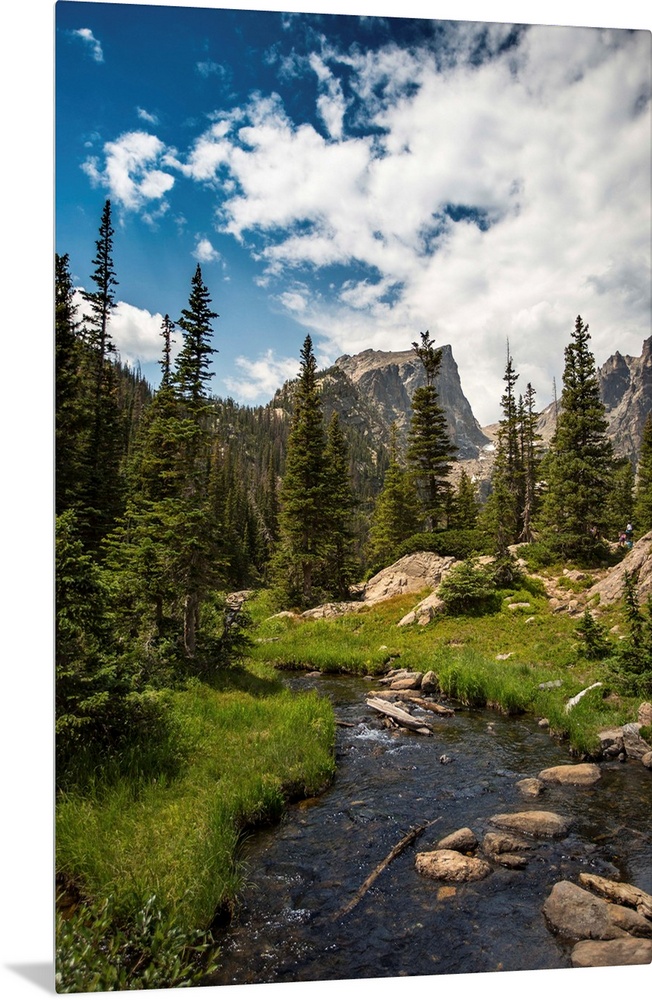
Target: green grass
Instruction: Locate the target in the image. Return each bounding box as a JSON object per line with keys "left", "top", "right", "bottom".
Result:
{"left": 56, "top": 666, "right": 335, "bottom": 935}
{"left": 246, "top": 580, "right": 639, "bottom": 745}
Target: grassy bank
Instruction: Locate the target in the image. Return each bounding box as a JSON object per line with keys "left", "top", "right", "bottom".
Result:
{"left": 56, "top": 665, "right": 335, "bottom": 991}
{"left": 247, "top": 580, "right": 638, "bottom": 757}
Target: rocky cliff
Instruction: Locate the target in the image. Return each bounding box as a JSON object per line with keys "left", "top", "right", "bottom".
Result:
{"left": 333, "top": 346, "right": 491, "bottom": 459}
{"left": 536, "top": 337, "right": 652, "bottom": 462}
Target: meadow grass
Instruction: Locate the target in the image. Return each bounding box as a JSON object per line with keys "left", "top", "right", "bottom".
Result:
{"left": 56, "top": 666, "right": 335, "bottom": 934}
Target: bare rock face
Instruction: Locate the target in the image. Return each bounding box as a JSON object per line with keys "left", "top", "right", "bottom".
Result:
{"left": 586, "top": 531, "right": 652, "bottom": 605}
{"left": 489, "top": 810, "right": 571, "bottom": 839}
{"left": 537, "top": 763, "right": 601, "bottom": 786}
{"left": 542, "top": 881, "right": 626, "bottom": 941}
{"left": 334, "top": 346, "right": 490, "bottom": 459}
{"left": 363, "top": 552, "right": 456, "bottom": 605}
{"left": 415, "top": 849, "right": 491, "bottom": 882}
{"left": 571, "top": 937, "right": 652, "bottom": 967}
{"left": 597, "top": 336, "right": 652, "bottom": 461}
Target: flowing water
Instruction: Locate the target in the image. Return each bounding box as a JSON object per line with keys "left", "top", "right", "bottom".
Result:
{"left": 207, "top": 673, "right": 652, "bottom": 986}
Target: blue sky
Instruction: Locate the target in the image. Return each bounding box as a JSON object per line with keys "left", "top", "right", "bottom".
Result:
{"left": 54, "top": 2, "right": 651, "bottom": 425}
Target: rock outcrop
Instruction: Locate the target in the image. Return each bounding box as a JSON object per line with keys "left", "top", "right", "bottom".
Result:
{"left": 586, "top": 531, "right": 652, "bottom": 604}
{"left": 334, "top": 346, "right": 490, "bottom": 459}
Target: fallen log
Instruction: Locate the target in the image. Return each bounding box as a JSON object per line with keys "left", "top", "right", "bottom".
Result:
{"left": 333, "top": 817, "right": 442, "bottom": 920}
{"left": 401, "top": 694, "right": 454, "bottom": 716}
{"left": 335, "top": 719, "right": 357, "bottom": 728}
{"left": 366, "top": 697, "right": 433, "bottom": 733}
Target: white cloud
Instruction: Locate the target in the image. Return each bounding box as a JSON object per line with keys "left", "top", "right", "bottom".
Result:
{"left": 73, "top": 27, "right": 103, "bottom": 63}
{"left": 197, "top": 24, "right": 650, "bottom": 424}
{"left": 82, "top": 131, "right": 175, "bottom": 210}
{"left": 73, "top": 290, "right": 175, "bottom": 366}
{"left": 222, "top": 350, "right": 300, "bottom": 400}
{"left": 137, "top": 107, "right": 159, "bottom": 126}
{"left": 194, "top": 237, "right": 221, "bottom": 263}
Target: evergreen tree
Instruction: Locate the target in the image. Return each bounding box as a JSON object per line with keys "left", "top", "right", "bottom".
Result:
{"left": 276, "top": 335, "right": 328, "bottom": 606}
{"left": 175, "top": 264, "right": 218, "bottom": 412}
{"left": 519, "top": 382, "right": 542, "bottom": 542}
{"left": 78, "top": 200, "right": 125, "bottom": 548}
{"left": 604, "top": 457, "right": 635, "bottom": 541}
{"left": 538, "top": 316, "right": 614, "bottom": 560}
{"left": 321, "top": 412, "right": 358, "bottom": 597}
{"left": 450, "top": 469, "right": 480, "bottom": 529}
{"left": 634, "top": 413, "right": 652, "bottom": 534}
{"left": 406, "top": 331, "right": 456, "bottom": 528}
{"left": 369, "top": 424, "right": 422, "bottom": 566}
{"left": 55, "top": 253, "right": 87, "bottom": 514}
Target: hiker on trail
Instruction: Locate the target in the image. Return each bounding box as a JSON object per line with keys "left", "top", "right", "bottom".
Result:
{"left": 625, "top": 523, "right": 634, "bottom": 549}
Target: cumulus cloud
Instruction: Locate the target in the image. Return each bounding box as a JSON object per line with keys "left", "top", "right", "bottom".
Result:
{"left": 223, "top": 349, "right": 301, "bottom": 400}
{"left": 73, "top": 290, "right": 175, "bottom": 365}
{"left": 80, "top": 22, "right": 650, "bottom": 421}
{"left": 194, "top": 237, "right": 221, "bottom": 263}
{"left": 73, "top": 27, "right": 104, "bottom": 63}
{"left": 82, "top": 131, "right": 175, "bottom": 210}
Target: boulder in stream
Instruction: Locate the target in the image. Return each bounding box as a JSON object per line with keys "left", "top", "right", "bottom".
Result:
{"left": 436, "top": 827, "right": 478, "bottom": 853}
{"left": 542, "top": 881, "right": 626, "bottom": 941}
{"left": 489, "top": 810, "right": 571, "bottom": 839}
{"left": 537, "top": 763, "right": 601, "bottom": 786}
{"left": 415, "top": 849, "right": 491, "bottom": 883}
{"left": 516, "top": 778, "right": 545, "bottom": 797}
{"left": 571, "top": 937, "right": 652, "bottom": 967}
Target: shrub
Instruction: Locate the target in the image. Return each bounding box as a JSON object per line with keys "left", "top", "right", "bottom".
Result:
{"left": 438, "top": 559, "right": 500, "bottom": 615}
{"left": 574, "top": 610, "right": 613, "bottom": 661}
{"left": 607, "top": 573, "right": 652, "bottom": 696}
{"left": 56, "top": 894, "right": 219, "bottom": 993}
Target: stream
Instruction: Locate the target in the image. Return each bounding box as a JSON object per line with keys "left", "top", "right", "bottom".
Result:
{"left": 207, "top": 673, "right": 652, "bottom": 986}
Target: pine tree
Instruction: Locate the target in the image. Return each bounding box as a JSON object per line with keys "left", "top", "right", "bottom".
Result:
{"left": 538, "top": 316, "right": 614, "bottom": 560}
{"left": 519, "top": 382, "right": 542, "bottom": 542}
{"left": 406, "top": 331, "right": 456, "bottom": 529}
{"left": 78, "top": 200, "right": 125, "bottom": 548}
{"left": 634, "top": 413, "right": 652, "bottom": 534}
{"left": 369, "top": 424, "right": 422, "bottom": 566}
{"left": 604, "top": 457, "right": 635, "bottom": 541}
{"left": 276, "top": 335, "right": 328, "bottom": 606}
{"left": 321, "top": 412, "right": 358, "bottom": 598}
{"left": 450, "top": 469, "right": 480, "bottom": 529}
{"left": 175, "top": 264, "right": 218, "bottom": 412}
{"left": 55, "top": 253, "right": 87, "bottom": 514}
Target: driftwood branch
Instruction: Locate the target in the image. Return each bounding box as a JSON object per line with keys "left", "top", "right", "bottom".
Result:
{"left": 366, "top": 697, "right": 433, "bottom": 733}
{"left": 333, "top": 817, "right": 441, "bottom": 920}
{"left": 401, "top": 694, "right": 455, "bottom": 716}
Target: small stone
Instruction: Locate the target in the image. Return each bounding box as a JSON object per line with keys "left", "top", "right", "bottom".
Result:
{"left": 483, "top": 831, "right": 531, "bottom": 854}
{"left": 496, "top": 652, "right": 514, "bottom": 661}
{"left": 538, "top": 718, "right": 550, "bottom": 728}
{"left": 437, "top": 828, "right": 478, "bottom": 853}
{"left": 494, "top": 853, "right": 528, "bottom": 869}
{"left": 416, "top": 849, "right": 491, "bottom": 882}
{"left": 516, "top": 778, "right": 545, "bottom": 797}
{"left": 642, "top": 751, "right": 652, "bottom": 770}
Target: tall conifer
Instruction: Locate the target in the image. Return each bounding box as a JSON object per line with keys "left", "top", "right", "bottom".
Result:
{"left": 406, "top": 331, "right": 456, "bottom": 529}
{"left": 369, "top": 423, "right": 422, "bottom": 565}
{"left": 538, "top": 316, "right": 613, "bottom": 559}
{"left": 634, "top": 413, "right": 652, "bottom": 534}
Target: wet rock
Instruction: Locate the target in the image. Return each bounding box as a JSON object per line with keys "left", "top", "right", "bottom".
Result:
{"left": 537, "top": 718, "right": 550, "bottom": 728}
{"left": 606, "top": 903, "right": 652, "bottom": 938}
{"left": 571, "top": 937, "right": 652, "bottom": 967}
{"left": 577, "top": 873, "right": 652, "bottom": 920}
{"left": 489, "top": 810, "right": 571, "bottom": 838}
{"left": 622, "top": 723, "right": 652, "bottom": 760}
{"left": 421, "top": 670, "right": 438, "bottom": 694}
{"left": 598, "top": 728, "right": 625, "bottom": 756}
{"left": 389, "top": 673, "right": 422, "bottom": 691}
{"left": 537, "top": 763, "right": 601, "bottom": 786}
{"left": 642, "top": 751, "right": 652, "bottom": 770}
{"left": 437, "top": 828, "right": 478, "bottom": 853}
{"left": 415, "top": 849, "right": 491, "bottom": 882}
{"left": 542, "top": 881, "right": 626, "bottom": 940}
{"left": 482, "top": 832, "right": 531, "bottom": 855}
{"left": 516, "top": 778, "right": 545, "bottom": 797}
{"left": 494, "top": 853, "right": 528, "bottom": 869}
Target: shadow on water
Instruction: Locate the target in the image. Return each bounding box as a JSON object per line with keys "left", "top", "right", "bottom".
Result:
{"left": 206, "top": 673, "right": 652, "bottom": 986}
